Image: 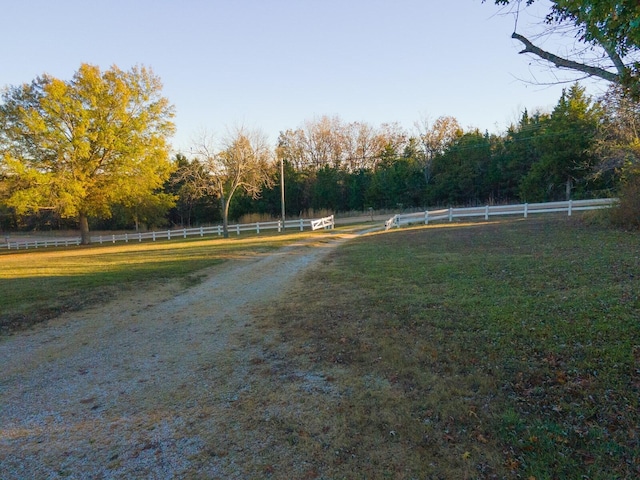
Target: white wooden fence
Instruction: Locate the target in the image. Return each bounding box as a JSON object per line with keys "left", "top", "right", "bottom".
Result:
{"left": 2, "top": 215, "right": 334, "bottom": 250}
{"left": 385, "top": 198, "right": 618, "bottom": 230}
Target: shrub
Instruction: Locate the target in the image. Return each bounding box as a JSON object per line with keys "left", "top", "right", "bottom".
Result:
{"left": 610, "top": 174, "right": 640, "bottom": 229}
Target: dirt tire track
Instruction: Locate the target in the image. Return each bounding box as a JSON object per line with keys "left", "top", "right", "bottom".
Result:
{"left": 0, "top": 231, "right": 364, "bottom": 478}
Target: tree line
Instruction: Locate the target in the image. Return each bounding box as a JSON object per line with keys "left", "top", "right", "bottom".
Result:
{"left": 167, "top": 83, "right": 638, "bottom": 229}
{"left": 2, "top": 78, "right": 639, "bottom": 237}
{"left": 2, "top": 1, "right": 639, "bottom": 241}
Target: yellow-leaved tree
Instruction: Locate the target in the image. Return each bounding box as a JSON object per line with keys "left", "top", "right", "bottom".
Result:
{"left": 0, "top": 63, "right": 176, "bottom": 243}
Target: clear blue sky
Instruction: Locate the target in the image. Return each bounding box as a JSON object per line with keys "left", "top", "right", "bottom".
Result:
{"left": 2, "top": 0, "right": 607, "bottom": 153}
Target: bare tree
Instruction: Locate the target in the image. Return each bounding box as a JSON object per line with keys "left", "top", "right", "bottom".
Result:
{"left": 414, "top": 115, "right": 462, "bottom": 184}
{"left": 303, "top": 115, "right": 345, "bottom": 169}
{"left": 179, "top": 128, "right": 274, "bottom": 238}
{"left": 596, "top": 84, "right": 640, "bottom": 176}
{"left": 277, "top": 117, "right": 408, "bottom": 172}
{"left": 378, "top": 122, "right": 410, "bottom": 159}
{"left": 342, "top": 121, "right": 398, "bottom": 171}
{"left": 276, "top": 129, "right": 308, "bottom": 170}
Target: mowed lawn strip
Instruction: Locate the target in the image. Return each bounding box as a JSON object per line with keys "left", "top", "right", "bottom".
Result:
{"left": 0, "top": 230, "right": 326, "bottom": 333}
{"left": 234, "top": 216, "right": 639, "bottom": 479}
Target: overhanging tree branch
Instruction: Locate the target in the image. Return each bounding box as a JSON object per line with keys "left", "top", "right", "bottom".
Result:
{"left": 511, "top": 32, "right": 620, "bottom": 83}
{"left": 597, "top": 38, "right": 627, "bottom": 78}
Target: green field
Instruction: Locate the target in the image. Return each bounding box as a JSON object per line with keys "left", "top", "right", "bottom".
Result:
{"left": 0, "top": 230, "right": 319, "bottom": 333}
{"left": 238, "top": 216, "right": 639, "bottom": 478}
{"left": 2, "top": 216, "right": 639, "bottom": 478}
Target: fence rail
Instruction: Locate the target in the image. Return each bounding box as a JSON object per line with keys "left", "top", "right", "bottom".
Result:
{"left": 2, "top": 215, "right": 335, "bottom": 250}
{"left": 385, "top": 198, "right": 618, "bottom": 230}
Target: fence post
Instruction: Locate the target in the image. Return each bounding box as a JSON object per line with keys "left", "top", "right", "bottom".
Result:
{"left": 256, "top": 222, "right": 260, "bottom": 234}
{"left": 152, "top": 231, "right": 156, "bottom": 241}
{"left": 485, "top": 205, "right": 489, "bottom": 220}
{"left": 125, "top": 233, "right": 128, "bottom": 243}
{"left": 449, "top": 207, "right": 453, "bottom": 222}
{"left": 568, "top": 200, "right": 573, "bottom": 216}
{"left": 183, "top": 228, "right": 187, "bottom": 239}
{"left": 300, "top": 218, "right": 304, "bottom": 231}
{"left": 236, "top": 225, "right": 240, "bottom": 235}
{"left": 278, "top": 220, "right": 282, "bottom": 232}
{"left": 138, "top": 232, "right": 142, "bottom": 242}
{"left": 168, "top": 230, "right": 171, "bottom": 240}
{"left": 217, "top": 225, "right": 221, "bottom": 236}
{"left": 200, "top": 226, "right": 204, "bottom": 237}
{"left": 524, "top": 203, "right": 528, "bottom": 218}
{"left": 424, "top": 211, "right": 429, "bottom": 225}
{"left": 112, "top": 235, "right": 116, "bottom": 244}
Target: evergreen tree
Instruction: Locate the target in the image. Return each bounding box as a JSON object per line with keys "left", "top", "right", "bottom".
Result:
{"left": 521, "top": 83, "right": 603, "bottom": 201}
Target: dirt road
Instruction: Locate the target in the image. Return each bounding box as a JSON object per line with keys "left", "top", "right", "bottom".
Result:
{"left": 0, "top": 230, "right": 368, "bottom": 478}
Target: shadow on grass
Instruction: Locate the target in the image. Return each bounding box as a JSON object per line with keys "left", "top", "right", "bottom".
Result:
{"left": 0, "top": 257, "right": 224, "bottom": 334}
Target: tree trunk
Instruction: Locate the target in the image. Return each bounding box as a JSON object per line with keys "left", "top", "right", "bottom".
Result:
{"left": 423, "top": 164, "right": 432, "bottom": 185}
{"left": 566, "top": 177, "right": 573, "bottom": 201}
{"left": 221, "top": 194, "right": 229, "bottom": 239}
{"left": 79, "top": 213, "right": 91, "bottom": 245}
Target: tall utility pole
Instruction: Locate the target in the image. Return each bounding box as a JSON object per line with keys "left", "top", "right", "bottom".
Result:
{"left": 280, "top": 156, "right": 285, "bottom": 226}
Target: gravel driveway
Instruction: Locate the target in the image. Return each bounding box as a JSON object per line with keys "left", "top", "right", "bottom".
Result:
{"left": 0, "top": 231, "right": 365, "bottom": 478}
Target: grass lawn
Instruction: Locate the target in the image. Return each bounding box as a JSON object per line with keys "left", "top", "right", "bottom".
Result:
{"left": 2, "top": 216, "right": 638, "bottom": 478}
{"left": 235, "top": 215, "right": 639, "bottom": 479}
{"left": 0, "top": 230, "right": 322, "bottom": 333}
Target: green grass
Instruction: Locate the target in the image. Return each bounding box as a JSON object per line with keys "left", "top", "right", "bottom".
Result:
{"left": 233, "top": 216, "right": 639, "bottom": 479}
{"left": 0, "top": 230, "right": 322, "bottom": 333}
{"left": 2, "top": 216, "right": 639, "bottom": 478}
